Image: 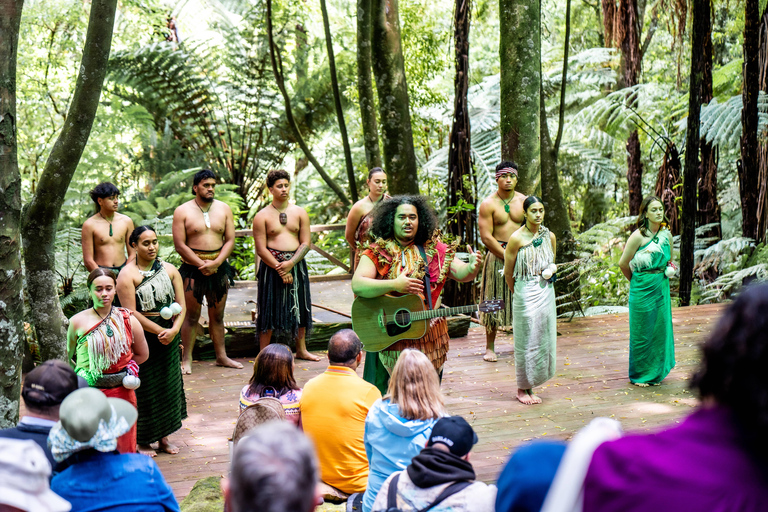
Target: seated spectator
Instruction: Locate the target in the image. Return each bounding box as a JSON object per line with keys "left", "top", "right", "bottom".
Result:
{"left": 223, "top": 420, "right": 320, "bottom": 512}
{"left": 361, "top": 349, "right": 446, "bottom": 512}
{"left": 0, "top": 438, "right": 71, "bottom": 512}
{"left": 371, "top": 416, "right": 496, "bottom": 512}
{"left": 300, "top": 329, "right": 381, "bottom": 494}
{"left": 495, "top": 441, "right": 566, "bottom": 512}
{"left": 0, "top": 360, "right": 81, "bottom": 468}
{"left": 581, "top": 283, "right": 768, "bottom": 512}
{"left": 49, "top": 388, "right": 180, "bottom": 512}
{"left": 239, "top": 343, "right": 302, "bottom": 425}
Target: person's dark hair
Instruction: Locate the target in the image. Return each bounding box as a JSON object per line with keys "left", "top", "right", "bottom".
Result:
{"left": 128, "top": 225, "right": 156, "bottom": 248}
{"left": 495, "top": 161, "right": 518, "bottom": 173}
{"left": 367, "top": 167, "right": 385, "bottom": 180}
{"left": 229, "top": 421, "right": 318, "bottom": 512}
{"left": 369, "top": 195, "right": 437, "bottom": 246}
{"left": 327, "top": 329, "right": 362, "bottom": 365}
{"left": 636, "top": 195, "right": 668, "bottom": 236}
{"left": 267, "top": 169, "right": 291, "bottom": 188}
{"left": 523, "top": 195, "right": 544, "bottom": 213}
{"left": 690, "top": 283, "right": 768, "bottom": 466}
{"left": 247, "top": 344, "right": 299, "bottom": 398}
{"left": 86, "top": 267, "right": 117, "bottom": 288}
{"left": 89, "top": 182, "right": 120, "bottom": 207}
{"left": 193, "top": 169, "right": 216, "bottom": 187}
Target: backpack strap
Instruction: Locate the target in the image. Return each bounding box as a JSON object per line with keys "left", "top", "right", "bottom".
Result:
{"left": 417, "top": 480, "right": 473, "bottom": 512}
{"left": 386, "top": 473, "right": 401, "bottom": 510}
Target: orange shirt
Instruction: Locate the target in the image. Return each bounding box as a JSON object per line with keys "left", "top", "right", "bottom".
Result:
{"left": 300, "top": 365, "right": 382, "bottom": 494}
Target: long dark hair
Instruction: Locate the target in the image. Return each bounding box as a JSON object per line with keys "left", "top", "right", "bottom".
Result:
{"left": 369, "top": 195, "right": 437, "bottom": 246}
{"left": 86, "top": 267, "right": 116, "bottom": 288}
{"left": 636, "top": 195, "right": 668, "bottom": 236}
{"left": 248, "top": 344, "right": 299, "bottom": 397}
{"left": 691, "top": 283, "right": 768, "bottom": 470}
{"left": 129, "top": 225, "right": 156, "bottom": 248}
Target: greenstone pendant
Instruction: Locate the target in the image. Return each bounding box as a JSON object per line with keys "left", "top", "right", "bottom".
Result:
{"left": 106, "top": 324, "right": 114, "bottom": 337}
{"left": 504, "top": 205, "right": 510, "bottom": 213}
{"left": 533, "top": 237, "right": 543, "bottom": 248}
{"left": 109, "top": 224, "right": 113, "bottom": 237}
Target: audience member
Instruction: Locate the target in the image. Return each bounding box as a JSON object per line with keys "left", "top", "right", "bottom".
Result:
{"left": 300, "top": 329, "right": 381, "bottom": 494}
{"left": 240, "top": 344, "right": 302, "bottom": 425}
{"left": 223, "top": 421, "right": 320, "bottom": 512}
{"left": 581, "top": 283, "right": 768, "bottom": 512}
{"left": 371, "top": 416, "right": 496, "bottom": 511}
{"left": 49, "top": 388, "right": 180, "bottom": 512}
{"left": 0, "top": 438, "right": 71, "bottom": 512}
{"left": 361, "top": 349, "right": 446, "bottom": 512}
{"left": 0, "top": 360, "right": 80, "bottom": 468}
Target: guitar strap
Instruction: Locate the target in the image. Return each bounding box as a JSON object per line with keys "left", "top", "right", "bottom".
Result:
{"left": 416, "top": 245, "right": 433, "bottom": 310}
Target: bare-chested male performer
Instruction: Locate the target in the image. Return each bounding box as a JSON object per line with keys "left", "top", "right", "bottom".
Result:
{"left": 252, "top": 170, "right": 321, "bottom": 361}
{"left": 173, "top": 169, "right": 243, "bottom": 374}
{"left": 477, "top": 161, "right": 525, "bottom": 361}
{"left": 81, "top": 182, "right": 135, "bottom": 273}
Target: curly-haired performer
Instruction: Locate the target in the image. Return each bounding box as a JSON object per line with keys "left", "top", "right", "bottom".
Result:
{"left": 352, "top": 195, "right": 483, "bottom": 393}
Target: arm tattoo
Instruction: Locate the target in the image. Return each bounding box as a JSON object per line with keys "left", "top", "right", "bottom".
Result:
{"left": 291, "top": 243, "right": 310, "bottom": 263}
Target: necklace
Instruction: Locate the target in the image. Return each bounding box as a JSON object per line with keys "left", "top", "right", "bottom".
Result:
{"left": 99, "top": 212, "right": 114, "bottom": 237}
{"left": 368, "top": 194, "right": 383, "bottom": 205}
{"left": 271, "top": 203, "right": 288, "bottom": 225}
{"left": 496, "top": 192, "right": 512, "bottom": 214}
{"left": 526, "top": 223, "right": 543, "bottom": 247}
{"left": 93, "top": 306, "right": 114, "bottom": 337}
{"left": 137, "top": 256, "right": 154, "bottom": 277}
{"left": 195, "top": 200, "right": 212, "bottom": 229}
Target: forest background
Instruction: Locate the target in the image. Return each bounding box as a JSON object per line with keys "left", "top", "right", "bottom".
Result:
{"left": 0, "top": 0, "right": 766, "bottom": 425}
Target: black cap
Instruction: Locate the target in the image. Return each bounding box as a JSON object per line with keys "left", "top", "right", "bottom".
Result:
{"left": 427, "top": 416, "right": 478, "bottom": 457}
{"left": 22, "top": 360, "right": 79, "bottom": 408}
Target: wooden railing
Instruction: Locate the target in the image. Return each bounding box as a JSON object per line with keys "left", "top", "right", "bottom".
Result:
{"left": 235, "top": 223, "right": 354, "bottom": 282}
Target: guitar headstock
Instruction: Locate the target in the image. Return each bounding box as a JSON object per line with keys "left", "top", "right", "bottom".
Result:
{"left": 478, "top": 299, "right": 504, "bottom": 313}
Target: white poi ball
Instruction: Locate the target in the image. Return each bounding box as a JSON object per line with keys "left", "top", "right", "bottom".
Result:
{"left": 170, "top": 302, "right": 182, "bottom": 315}
{"left": 548, "top": 263, "right": 558, "bottom": 274}
{"left": 123, "top": 375, "right": 141, "bottom": 390}
{"left": 160, "top": 307, "right": 173, "bottom": 320}
{"left": 542, "top": 268, "right": 553, "bottom": 280}
{"left": 665, "top": 266, "right": 676, "bottom": 278}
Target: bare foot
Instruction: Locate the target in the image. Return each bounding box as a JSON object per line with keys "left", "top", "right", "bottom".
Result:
{"left": 483, "top": 349, "right": 497, "bottom": 362}
{"left": 158, "top": 438, "right": 180, "bottom": 455}
{"left": 516, "top": 389, "right": 535, "bottom": 405}
{"left": 632, "top": 382, "right": 650, "bottom": 387}
{"left": 216, "top": 357, "right": 244, "bottom": 369}
{"left": 138, "top": 444, "right": 157, "bottom": 457}
{"left": 527, "top": 390, "right": 543, "bottom": 404}
{"left": 181, "top": 360, "right": 192, "bottom": 375}
{"left": 296, "top": 350, "right": 321, "bottom": 362}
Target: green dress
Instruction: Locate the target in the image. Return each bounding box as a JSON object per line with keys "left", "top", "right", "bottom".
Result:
{"left": 134, "top": 259, "right": 187, "bottom": 445}
{"left": 628, "top": 231, "right": 675, "bottom": 385}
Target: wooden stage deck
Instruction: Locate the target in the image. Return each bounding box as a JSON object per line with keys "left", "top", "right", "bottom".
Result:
{"left": 156, "top": 303, "right": 724, "bottom": 501}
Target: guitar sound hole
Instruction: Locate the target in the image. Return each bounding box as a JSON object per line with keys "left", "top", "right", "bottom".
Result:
{"left": 394, "top": 309, "right": 411, "bottom": 327}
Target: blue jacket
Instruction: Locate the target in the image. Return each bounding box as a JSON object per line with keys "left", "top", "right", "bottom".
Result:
{"left": 51, "top": 450, "right": 180, "bottom": 512}
{"left": 362, "top": 399, "right": 438, "bottom": 512}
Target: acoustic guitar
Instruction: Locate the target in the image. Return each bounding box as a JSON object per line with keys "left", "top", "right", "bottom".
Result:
{"left": 351, "top": 294, "right": 505, "bottom": 352}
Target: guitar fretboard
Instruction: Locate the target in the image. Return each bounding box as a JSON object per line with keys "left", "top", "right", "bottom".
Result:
{"left": 410, "top": 305, "right": 478, "bottom": 322}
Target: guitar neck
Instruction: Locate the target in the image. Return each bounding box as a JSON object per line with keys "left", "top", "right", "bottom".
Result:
{"left": 411, "top": 304, "right": 478, "bottom": 322}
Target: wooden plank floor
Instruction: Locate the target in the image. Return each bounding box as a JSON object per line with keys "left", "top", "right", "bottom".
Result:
{"left": 155, "top": 303, "right": 724, "bottom": 500}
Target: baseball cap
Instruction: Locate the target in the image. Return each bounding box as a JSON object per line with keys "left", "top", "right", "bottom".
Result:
{"left": 0, "top": 438, "right": 71, "bottom": 512}
{"left": 427, "top": 416, "right": 478, "bottom": 457}
{"left": 22, "top": 360, "right": 79, "bottom": 408}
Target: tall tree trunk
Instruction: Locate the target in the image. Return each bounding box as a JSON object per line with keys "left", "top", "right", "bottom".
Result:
{"left": 680, "top": 0, "right": 709, "bottom": 306}
{"left": 320, "top": 0, "right": 358, "bottom": 203}
{"left": 617, "top": 0, "right": 643, "bottom": 214}
{"left": 266, "top": 0, "right": 350, "bottom": 205}
{"left": 755, "top": 4, "right": 768, "bottom": 242}
{"left": 0, "top": 0, "right": 25, "bottom": 428}
{"left": 740, "top": 0, "right": 760, "bottom": 239}
{"left": 697, "top": 0, "right": 720, "bottom": 240}
{"left": 370, "top": 0, "right": 418, "bottom": 195}
{"left": 21, "top": 0, "right": 118, "bottom": 361}
{"left": 356, "top": 0, "right": 382, "bottom": 170}
{"left": 444, "top": 0, "right": 475, "bottom": 308}
{"left": 499, "top": 0, "right": 541, "bottom": 194}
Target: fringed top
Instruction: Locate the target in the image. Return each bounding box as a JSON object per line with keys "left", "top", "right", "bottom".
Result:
{"left": 75, "top": 307, "right": 134, "bottom": 385}
{"left": 513, "top": 226, "right": 555, "bottom": 280}
{"left": 135, "top": 259, "right": 175, "bottom": 312}
{"left": 629, "top": 230, "right": 670, "bottom": 272}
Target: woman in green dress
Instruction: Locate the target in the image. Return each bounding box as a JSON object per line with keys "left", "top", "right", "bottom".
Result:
{"left": 117, "top": 225, "right": 187, "bottom": 456}
{"left": 618, "top": 196, "right": 676, "bottom": 386}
